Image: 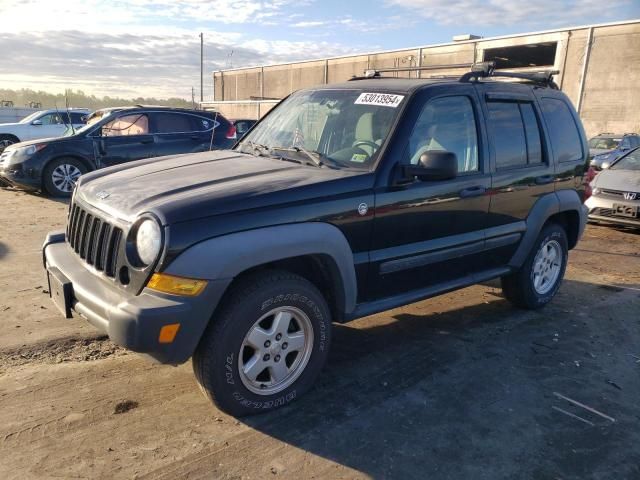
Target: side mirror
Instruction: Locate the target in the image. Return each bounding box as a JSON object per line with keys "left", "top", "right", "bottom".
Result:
{"left": 98, "top": 139, "right": 106, "bottom": 155}
{"left": 403, "top": 151, "right": 458, "bottom": 181}
{"left": 31, "top": 120, "right": 43, "bottom": 126}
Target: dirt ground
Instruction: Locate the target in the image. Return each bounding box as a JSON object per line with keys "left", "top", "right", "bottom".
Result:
{"left": 1, "top": 186, "right": 639, "bottom": 480}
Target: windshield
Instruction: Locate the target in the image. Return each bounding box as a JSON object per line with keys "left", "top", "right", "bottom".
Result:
{"left": 238, "top": 89, "right": 404, "bottom": 169}
{"left": 18, "top": 111, "right": 45, "bottom": 124}
{"left": 589, "top": 137, "right": 620, "bottom": 150}
{"left": 610, "top": 148, "right": 640, "bottom": 171}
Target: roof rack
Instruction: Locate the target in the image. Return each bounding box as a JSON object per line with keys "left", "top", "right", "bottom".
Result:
{"left": 349, "top": 63, "right": 473, "bottom": 81}
{"left": 459, "top": 62, "right": 560, "bottom": 89}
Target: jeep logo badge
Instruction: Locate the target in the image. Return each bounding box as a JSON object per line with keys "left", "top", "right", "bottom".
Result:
{"left": 96, "top": 191, "right": 110, "bottom": 200}
{"left": 358, "top": 203, "right": 368, "bottom": 216}
{"left": 623, "top": 192, "right": 637, "bottom": 201}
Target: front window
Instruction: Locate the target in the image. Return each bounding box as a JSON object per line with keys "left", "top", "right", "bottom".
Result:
{"left": 19, "top": 111, "right": 45, "bottom": 124}
{"left": 238, "top": 89, "right": 404, "bottom": 169}
{"left": 610, "top": 149, "right": 640, "bottom": 171}
{"left": 589, "top": 137, "right": 620, "bottom": 150}
{"left": 102, "top": 114, "right": 149, "bottom": 136}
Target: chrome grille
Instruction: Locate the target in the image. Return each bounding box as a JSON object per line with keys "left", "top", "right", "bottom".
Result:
{"left": 67, "top": 202, "right": 123, "bottom": 277}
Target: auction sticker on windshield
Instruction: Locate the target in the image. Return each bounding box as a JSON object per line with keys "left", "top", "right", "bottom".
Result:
{"left": 355, "top": 93, "right": 405, "bottom": 108}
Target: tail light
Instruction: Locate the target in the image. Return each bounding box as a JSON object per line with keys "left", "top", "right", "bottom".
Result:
{"left": 225, "top": 124, "right": 237, "bottom": 140}
{"left": 583, "top": 166, "right": 597, "bottom": 201}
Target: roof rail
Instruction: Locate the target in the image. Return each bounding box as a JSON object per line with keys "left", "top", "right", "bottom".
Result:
{"left": 460, "top": 62, "right": 560, "bottom": 89}
{"left": 349, "top": 63, "right": 474, "bottom": 81}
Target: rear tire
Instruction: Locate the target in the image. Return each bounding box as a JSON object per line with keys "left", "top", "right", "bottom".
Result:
{"left": 501, "top": 222, "right": 568, "bottom": 309}
{"left": 193, "top": 270, "right": 331, "bottom": 417}
{"left": 43, "top": 157, "right": 87, "bottom": 197}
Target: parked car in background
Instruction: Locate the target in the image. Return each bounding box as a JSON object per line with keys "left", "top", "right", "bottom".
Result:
{"left": 589, "top": 132, "right": 640, "bottom": 170}
{"left": 0, "top": 108, "right": 89, "bottom": 154}
{"left": 0, "top": 106, "right": 236, "bottom": 197}
{"left": 586, "top": 146, "right": 640, "bottom": 228}
{"left": 230, "top": 119, "right": 257, "bottom": 140}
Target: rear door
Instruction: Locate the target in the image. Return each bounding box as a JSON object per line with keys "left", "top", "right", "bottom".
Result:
{"left": 149, "top": 112, "right": 210, "bottom": 157}
{"left": 479, "top": 85, "right": 555, "bottom": 269}
{"left": 369, "top": 84, "right": 491, "bottom": 299}
{"left": 95, "top": 113, "right": 155, "bottom": 167}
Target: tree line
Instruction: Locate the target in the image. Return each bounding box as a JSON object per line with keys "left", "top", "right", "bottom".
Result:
{"left": 0, "top": 88, "right": 194, "bottom": 110}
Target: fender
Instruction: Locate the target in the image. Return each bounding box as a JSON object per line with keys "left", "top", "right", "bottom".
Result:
{"left": 509, "top": 190, "right": 586, "bottom": 268}
{"left": 164, "top": 222, "right": 358, "bottom": 315}
{"left": 45, "top": 153, "right": 97, "bottom": 172}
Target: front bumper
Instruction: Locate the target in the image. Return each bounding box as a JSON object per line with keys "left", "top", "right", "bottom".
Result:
{"left": 0, "top": 163, "right": 41, "bottom": 190}
{"left": 585, "top": 195, "right": 640, "bottom": 227}
{"left": 43, "top": 231, "right": 231, "bottom": 364}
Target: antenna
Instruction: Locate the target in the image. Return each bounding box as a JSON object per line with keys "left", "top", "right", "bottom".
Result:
{"left": 226, "top": 50, "right": 234, "bottom": 69}
{"left": 209, "top": 110, "right": 219, "bottom": 151}
{"left": 64, "top": 90, "right": 76, "bottom": 135}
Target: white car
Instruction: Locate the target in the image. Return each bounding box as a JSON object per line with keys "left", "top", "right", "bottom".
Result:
{"left": 0, "top": 109, "right": 89, "bottom": 153}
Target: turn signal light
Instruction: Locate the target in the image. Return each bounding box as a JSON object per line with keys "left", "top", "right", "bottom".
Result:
{"left": 147, "top": 273, "right": 207, "bottom": 296}
{"left": 159, "top": 323, "right": 180, "bottom": 343}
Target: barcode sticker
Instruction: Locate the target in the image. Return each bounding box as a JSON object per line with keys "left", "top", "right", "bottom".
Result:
{"left": 355, "top": 93, "right": 404, "bottom": 108}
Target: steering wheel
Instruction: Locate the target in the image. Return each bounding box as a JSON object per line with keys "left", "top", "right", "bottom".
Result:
{"left": 353, "top": 140, "right": 379, "bottom": 151}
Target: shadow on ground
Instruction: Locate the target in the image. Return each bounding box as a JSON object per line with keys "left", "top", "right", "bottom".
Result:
{"left": 236, "top": 278, "right": 640, "bottom": 479}
{"left": 0, "top": 242, "right": 8, "bottom": 260}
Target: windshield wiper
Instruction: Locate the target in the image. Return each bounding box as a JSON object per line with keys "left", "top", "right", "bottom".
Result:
{"left": 242, "top": 140, "right": 271, "bottom": 156}
{"left": 271, "top": 146, "right": 323, "bottom": 168}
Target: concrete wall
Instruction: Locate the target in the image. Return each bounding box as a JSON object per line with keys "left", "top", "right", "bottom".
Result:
{"left": 209, "top": 21, "right": 640, "bottom": 135}
{"left": 0, "top": 107, "right": 38, "bottom": 124}
{"left": 578, "top": 23, "right": 640, "bottom": 136}
{"left": 200, "top": 101, "right": 279, "bottom": 120}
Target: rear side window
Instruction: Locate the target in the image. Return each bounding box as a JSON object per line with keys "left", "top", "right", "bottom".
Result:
{"left": 153, "top": 113, "right": 194, "bottom": 133}
{"left": 192, "top": 115, "right": 220, "bottom": 132}
{"left": 488, "top": 101, "right": 543, "bottom": 169}
{"left": 488, "top": 102, "right": 527, "bottom": 169}
{"left": 69, "top": 112, "right": 87, "bottom": 124}
{"left": 540, "top": 98, "right": 583, "bottom": 162}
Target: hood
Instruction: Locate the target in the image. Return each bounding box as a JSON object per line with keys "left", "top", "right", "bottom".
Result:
{"left": 592, "top": 168, "right": 640, "bottom": 192}
{"left": 77, "top": 150, "right": 366, "bottom": 224}
{"left": 6, "top": 136, "right": 72, "bottom": 150}
{"left": 0, "top": 122, "right": 22, "bottom": 128}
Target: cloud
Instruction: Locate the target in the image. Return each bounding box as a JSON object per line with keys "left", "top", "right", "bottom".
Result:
{"left": 0, "top": 0, "right": 313, "bottom": 31}
{"left": 385, "top": 0, "right": 633, "bottom": 26}
{"left": 0, "top": 30, "right": 358, "bottom": 99}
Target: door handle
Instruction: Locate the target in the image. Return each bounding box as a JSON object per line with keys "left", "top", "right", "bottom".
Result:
{"left": 459, "top": 186, "right": 486, "bottom": 198}
{"left": 535, "top": 175, "right": 554, "bottom": 185}
{"left": 140, "top": 137, "right": 154, "bottom": 144}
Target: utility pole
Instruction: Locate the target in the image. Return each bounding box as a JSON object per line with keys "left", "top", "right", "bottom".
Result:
{"left": 199, "top": 32, "right": 204, "bottom": 103}
{"left": 191, "top": 87, "right": 195, "bottom": 109}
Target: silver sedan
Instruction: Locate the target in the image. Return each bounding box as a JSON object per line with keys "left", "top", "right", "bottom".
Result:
{"left": 586, "top": 147, "right": 640, "bottom": 228}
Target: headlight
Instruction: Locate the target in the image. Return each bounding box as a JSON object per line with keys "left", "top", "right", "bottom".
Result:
{"left": 135, "top": 218, "right": 162, "bottom": 266}
{"left": 8, "top": 143, "right": 47, "bottom": 162}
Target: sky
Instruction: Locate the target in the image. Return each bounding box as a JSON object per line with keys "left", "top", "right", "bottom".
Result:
{"left": 0, "top": 0, "right": 638, "bottom": 100}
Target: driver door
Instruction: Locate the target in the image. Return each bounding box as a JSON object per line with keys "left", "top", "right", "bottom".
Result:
{"left": 95, "top": 113, "right": 155, "bottom": 167}
{"left": 369, "top": 85, "right": 491, "bottom": 299}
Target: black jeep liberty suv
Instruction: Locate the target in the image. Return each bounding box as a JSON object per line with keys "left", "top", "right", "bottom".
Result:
{"left": 43, "top": 64, "right": 589, "bottom": 416}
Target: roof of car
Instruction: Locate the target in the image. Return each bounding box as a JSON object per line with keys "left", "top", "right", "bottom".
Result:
{"left": 95, "top": 105, "right": 214, "bottom": 115}
{"left": 308, "top": 76, "right": 553, "bottom": 95}
{"left": 593, "top": 132, "right": 638, "bottom": 138}
{"left": 311, "top": 77, "right": 455, "bottom": 94}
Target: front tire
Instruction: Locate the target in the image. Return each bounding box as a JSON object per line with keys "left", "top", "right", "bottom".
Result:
{"left": 43, "top": 157, "right": 87, "bottom": 197}
{"left": 501, "top": 222, "right": 568, "bottom": 309}
{"left": 193, "top": 270, "right": 331, "bottom": 417}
